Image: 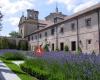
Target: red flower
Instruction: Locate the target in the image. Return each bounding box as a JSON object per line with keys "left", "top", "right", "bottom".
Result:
{"left": 34, "top": 46, "right": 44, "bottom": 57}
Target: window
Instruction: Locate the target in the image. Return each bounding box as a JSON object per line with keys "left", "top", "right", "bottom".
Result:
{"left": 51, "top": 28, "right": 55, "bottom": 35}
{"left": 45, "top": 32, "right": 47, "bottom": 37}
{"left": 79, "top": 40, "right": 82, "bottom": 44}
{"left": 35, "top": 14, "right": 38, "bottom": 19}
{"left": 54, "top": 18, "right": 57, "bottom": 23}
{"left": 60, "top": 27, "right": 64, "bottom": 33}
{"left": 71, "top": 23, "right": 75, "bottom": 30}
{"left": 35, "top": 35, "right": 37, "bottom": 40}
{"left": 39, "top": 34, "right": 42, "bottom": 38}
{"left": 31, "top": 36, "right": 33, "bottom": 40}
{"left": 85, "top": 18, "right": 91, "bottom": 26}
{"left": 20, "top": 29, "right": 22, "bottom": 34}
{"left": 28, "top": 36, "right": 30, "bottom": 41}
{"left": 88, "top": 39, "right": 91, "bottom": 44}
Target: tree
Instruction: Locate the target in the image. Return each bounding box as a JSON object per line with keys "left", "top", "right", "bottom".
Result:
{"left": 17, "top": 40, "right": 28, "bottom": 50}
{"left": 0, "top": 8, "right": 3, "bottom": 31}
{"left": 9, "top": 31, "right": 21, "bottom": 38}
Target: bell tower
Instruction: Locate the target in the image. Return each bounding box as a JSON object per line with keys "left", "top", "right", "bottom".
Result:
{"left": 27, "top": 9, "right": 39, "bottom": 20}
{"left": 18, "top": 9, "right": 39, "bottom": 38}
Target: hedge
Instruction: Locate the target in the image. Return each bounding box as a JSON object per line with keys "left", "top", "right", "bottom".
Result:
{"left": 2, "top": 52, "right": 26, "bottom": 60}
{"left": 0, "top": 37, "right": 28, "bottom": 50}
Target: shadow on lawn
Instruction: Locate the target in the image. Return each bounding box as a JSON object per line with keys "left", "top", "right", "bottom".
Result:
{"left": 2, "top": 61, "right": 11, "bottom": 64}
{"left": 11, "top": 70, "right": 26, "bottom": 75}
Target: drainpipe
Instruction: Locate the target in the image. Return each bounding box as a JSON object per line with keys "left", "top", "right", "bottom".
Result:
{"left": 76, "top": 17, "right": 79, "bottom": 51}
{"left": 54, "top": 17, "right": 59, "bottom": 50}
{"left": 56, "top": 25, "right": 58, "bottom": 50}
{"left": 97, "top": 9, "right": 100, "bottom": 54}
{"left": 37, "top": 16, "right": 39, "bottom": 46}
{"left": 37, "top": 33, "right": 39, "bottom": 46}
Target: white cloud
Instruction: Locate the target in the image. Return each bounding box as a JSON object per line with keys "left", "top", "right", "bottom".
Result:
{"left": 0, "top": 0, "right": 35, "bottom": 14}
{"left": 7, "top": 17, "right": 20, "bottom": 26}
{"left": 0, "top": 0, "right": 36, "bottom": 36}
{"left": 47, "top": 0, "right": 100, "bottom": 13}
{"left": 73, "top": 0, "right": 98, "bottom": 13}
{"left": 47, "top": 0, "right": 78, "bottom": 11}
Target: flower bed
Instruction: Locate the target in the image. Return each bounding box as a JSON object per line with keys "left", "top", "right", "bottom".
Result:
{"left": 20, "top": 57, "right": 100, "bottom": 80}
{"left": 20, "top": 59, "right": 49, "bottom": 80}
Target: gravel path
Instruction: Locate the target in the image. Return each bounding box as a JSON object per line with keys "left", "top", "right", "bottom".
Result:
{"left": 0, "top": 60, "right": 21, "bottom": 80}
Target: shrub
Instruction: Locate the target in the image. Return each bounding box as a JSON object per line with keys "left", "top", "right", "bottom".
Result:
{"left": 20, "top": 59, "right": 73, "bottom": 80}
{"left": 20, "top": 59, "right": 49, "bottom": 80}
{"left": 43, "top": 44, "right": 49, "bottom": 52}
{"left": 55, "top": 48, "right": 59, "bottom": 51}
{"left": 48, "top": 61, "right": 65, "bottom": 80}
{"left": 64, "top": 45, "right": 69, "bottom": 52}
{"left": 17, "top": 40, "right": 28, "bottom": 50}
{"left": 0, "top": 37, "right": 17, "bottom": 49}
{"left": 76, "top": 46, "right": 82, "bottom": 54}
{"left": 2, "top": 52, "right": 26, "bottom": 60}
{"left": 9, "top": 40, "right": 17, "bottom": 49}
{"left": 0, "top": 37, "right": 9, "bottom": 49}
{"left": 20, "top": 58, "right": 100, "bottom": 80}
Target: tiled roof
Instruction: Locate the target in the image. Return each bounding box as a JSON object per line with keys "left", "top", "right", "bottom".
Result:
{"left": 38, "top": 20, "right": 53, "bottom": 27}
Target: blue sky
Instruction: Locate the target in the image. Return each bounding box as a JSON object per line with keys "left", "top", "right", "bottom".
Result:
{"left": 0, "top": 0, "right": 100, "bottom": 36}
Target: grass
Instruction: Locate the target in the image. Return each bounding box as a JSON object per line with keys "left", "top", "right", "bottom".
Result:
{"left": 0, "top": 57, "right": 38, "bottom": 80}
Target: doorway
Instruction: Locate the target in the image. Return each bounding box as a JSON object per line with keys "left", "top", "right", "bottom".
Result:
{"left": 60, "top": 42, "right": 64, "bottom": 51}
{"left": 52, "top": 43, "right": 54, "bottom": 51}
{"left": 71, "top": 41, "right": 76, "bottom": 51}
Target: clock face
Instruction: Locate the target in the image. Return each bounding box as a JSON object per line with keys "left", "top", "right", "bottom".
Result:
{"left": 30, "top": 14, "right": 32, "bottom": 17}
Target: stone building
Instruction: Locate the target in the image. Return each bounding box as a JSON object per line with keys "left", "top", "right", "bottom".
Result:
{"left": 18, "top": 3, "right": 100, "bottom": 54}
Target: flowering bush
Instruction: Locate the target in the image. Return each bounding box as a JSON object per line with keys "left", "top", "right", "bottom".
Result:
{"left": 20, "top": 52, "right": 100, "bottom": 80}
{"left": 20, "top": 59, "right": 49, "bottom": 80}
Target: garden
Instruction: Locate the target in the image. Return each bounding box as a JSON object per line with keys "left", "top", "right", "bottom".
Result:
{"left": 0, "top": 50, "right": 100, "bottom": 80}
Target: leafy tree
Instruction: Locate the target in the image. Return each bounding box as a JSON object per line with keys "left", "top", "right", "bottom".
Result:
{"left": 9, "top": 31, "right": 21, "bottom": 38}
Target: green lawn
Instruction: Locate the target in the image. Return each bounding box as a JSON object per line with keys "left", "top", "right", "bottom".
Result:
{"left": 0, "top": 57, "right": 38, "bottom": 80}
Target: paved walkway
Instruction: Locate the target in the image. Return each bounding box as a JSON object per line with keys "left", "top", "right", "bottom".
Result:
{"left": 0, "top": 61, "right": 21, "bottom": 80}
